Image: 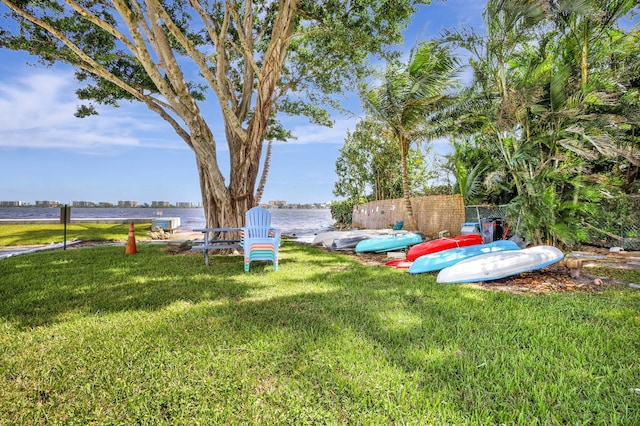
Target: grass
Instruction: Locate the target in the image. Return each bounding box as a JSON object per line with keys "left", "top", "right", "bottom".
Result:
{"left": 0, "top": 223, "right": 152, "bottom": 246}
{"left": 589, "top": 266, "right": 640, "bottom": 285}
{"left": 0, "top": 239, "right": 639, "bottom": 425}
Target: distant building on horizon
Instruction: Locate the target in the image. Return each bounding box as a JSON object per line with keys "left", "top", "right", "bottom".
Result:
{"left": 151, "top": 201, "right": 172, "bottom": 208}
{"left": 72, "top": 201, "right": 96, "bottom": 207}
{"left": 0, "top": 201, "right": 27, "bottom": 207}
{"left": 268, "top": 200, "right": 286, "bottom": 208}
{"left": 175, "top": 202, "right": 193, "bottom": 208}
{"left": 118, "top": 200, "right": 139, "bottom": 208}
{"left": 98, "top": 202, "right": 114, "bottom": 207}
{"left": 35, "top": 200, "right": 61, "bottom": 207}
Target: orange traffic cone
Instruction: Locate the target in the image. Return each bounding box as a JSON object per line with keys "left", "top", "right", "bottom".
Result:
{"left": 125, "top": 222, "right": 137, "bottom": 254}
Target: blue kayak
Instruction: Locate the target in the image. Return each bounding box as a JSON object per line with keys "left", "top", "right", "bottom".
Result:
{"left": 409, "top": 240, "right": 521, "bottom": 274}
{"left": 354, "top": 233, "right": 423, "bottom": 253}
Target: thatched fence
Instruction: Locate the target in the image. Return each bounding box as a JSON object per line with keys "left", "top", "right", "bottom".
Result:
{"left": 352, "top": 195, "right": 466, "bottom": 238}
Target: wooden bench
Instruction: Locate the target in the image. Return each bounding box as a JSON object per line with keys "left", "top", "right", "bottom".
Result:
{"left": 192, "top": 228, "right": 243, "bottom": 266}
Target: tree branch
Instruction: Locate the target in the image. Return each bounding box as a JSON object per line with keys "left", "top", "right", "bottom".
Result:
{"left": 111, "top": 0, "right": 179, "bottom": 106}
{"left": 63, "top": 0, "right": 137, "bottom": 54}
{"left": 144, "top": 0, "right": 198, "bottom": 115}
{"left": 227, "top": 0, "right": 262, "bottom": 81}
{"left": 182, "top": 0, "right": 249, "bottom": 141}
{"left": 230, "top": 0, "right": 258, "bottom": 121}
{"left": 3, "top": 0, "right": 194, "bottom": 146}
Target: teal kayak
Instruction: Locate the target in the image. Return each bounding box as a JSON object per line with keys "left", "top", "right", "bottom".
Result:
{"left": 354, "top": 233, "right": 422, "bottom": 253}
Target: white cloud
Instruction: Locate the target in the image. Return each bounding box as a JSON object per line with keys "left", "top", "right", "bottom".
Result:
{"left": 0, "top": 70, "right": 185, "bottom": 152}
{"left": 448, "top": 0, "right": 486, "bottom": 28}
{"left": 0, "top": 73, "right": 77, "bottom": 130}
{"left": 280, "top": 117, "right": 359, "bottom": 145}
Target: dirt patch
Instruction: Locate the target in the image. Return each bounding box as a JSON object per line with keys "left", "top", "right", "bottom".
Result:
{"left": 349, "top": 251, "right": 393, "bottom": 266}
{"left": 66, "top": 241, "right": 122, "bottom": 249}
{"left": 468, "top": 264, "right": 609, "bottom": 294}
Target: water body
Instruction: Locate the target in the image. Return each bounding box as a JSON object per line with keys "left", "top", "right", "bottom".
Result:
{"left": 0, "top": 207, "right": 335, "bottom": 237}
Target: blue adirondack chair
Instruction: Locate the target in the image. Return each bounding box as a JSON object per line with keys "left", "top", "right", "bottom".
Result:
{"left": 240, "top": 206, "right": 281, "bottom": 272}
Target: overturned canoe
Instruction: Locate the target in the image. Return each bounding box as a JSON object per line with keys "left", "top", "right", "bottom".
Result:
{"left": 436, "top": 245, "right": 564, "bottom": 283}
{"left": 312, "top": 229, "right": 408, "bottom": 248}
{"left": 330, "top": 235, "right": 372, "bottom": 250}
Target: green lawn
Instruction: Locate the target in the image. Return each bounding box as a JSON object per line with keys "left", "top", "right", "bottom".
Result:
{"left": 0, "top": 241, "right": 639, "bottom": 424}
{"left": 0, "top": 223, "right": 152, "bottom": 246}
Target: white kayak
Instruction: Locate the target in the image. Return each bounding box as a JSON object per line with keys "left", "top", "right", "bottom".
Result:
{"left": 436, "top": 245, "right": 564, "bottom": 283}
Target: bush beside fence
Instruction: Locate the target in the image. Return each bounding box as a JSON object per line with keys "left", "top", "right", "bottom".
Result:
{"left": 466, "top": 201, "right": 640, "bottom": 250}
{"left": 586, "top": 196, "right": 640, "bottom": 250}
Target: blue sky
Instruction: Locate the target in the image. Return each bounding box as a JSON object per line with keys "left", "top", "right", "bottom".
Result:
{"left": 0, "top": 0, "right": 485, "bottom": 206}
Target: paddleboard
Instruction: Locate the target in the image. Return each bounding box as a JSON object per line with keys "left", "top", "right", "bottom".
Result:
{"left": 331, "top": 235, "right": 371, "bottom": 250}
{"left": 312, "top": 231, "right": 345, "bottom": 246}
{"left": 312, "top": 229, "right": 408, "bottom": 247}
{"left": 406, "top": 234, "right": 483, "bottom": 261}
{"left": 408, "top": 240, "right": 520, "bottom": 274}
{"left": 355, "top": 233, "right": 422, "bottom": 253}
{"left": 436, "top": 245, "right": 564, "bottom": 283}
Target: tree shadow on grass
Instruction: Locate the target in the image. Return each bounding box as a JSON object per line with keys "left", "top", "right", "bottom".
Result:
{"left": 0, "top": 243, "right": 371, "bottom": 330}
{"left": 1, "top": 242, "right": 636, "bottom": 422}
{"left": 181, "top": 264, "right": 636, "bottom": 423}
{"left": 0, "top": 244, "right": 258, "bottom": 329}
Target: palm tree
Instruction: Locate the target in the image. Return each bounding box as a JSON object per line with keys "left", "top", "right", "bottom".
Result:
{"left": 447, "top": 0, "right": 639, "bottom": 246}
{"left": 254, "top": 118, "right": 292, "bottom": 206}
{"left": 548, "top": 0, "right": 638, "bottom": 89}
{"left": 254, "top": 139, "right": 273, "bottom": 206}
{"left": 447, "top": 139, "right": 491, "bottom": 205}
{"left": 362, "top": 42, "right": 458, "bottom": 230}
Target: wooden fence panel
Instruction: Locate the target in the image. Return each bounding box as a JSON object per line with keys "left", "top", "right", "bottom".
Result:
{"left": 352, "top": 195, "right": 466, "bottom": 238}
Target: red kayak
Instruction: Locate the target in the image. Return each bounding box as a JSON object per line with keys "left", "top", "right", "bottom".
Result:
{"left": 385, "top": 259, "right": 413, "bottom": 269}
{"left": 406, "top": 234, "right": 483, "bottom": 261}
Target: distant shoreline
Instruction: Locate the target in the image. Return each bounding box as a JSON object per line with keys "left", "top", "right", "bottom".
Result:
{"left": 0, "top": 205, "right": 330, "bottom": 210}
{"left": 0, "top": 207, "right": 335, "bottom": 237}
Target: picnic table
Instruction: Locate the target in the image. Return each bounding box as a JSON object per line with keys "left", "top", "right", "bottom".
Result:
{"left": 192, "top": 227, "right": 243, "bottom": 266}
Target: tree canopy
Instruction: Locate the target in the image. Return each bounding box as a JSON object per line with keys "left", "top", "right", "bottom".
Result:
{"left": 445, "top": 0, "right": 640, "bottom": 246}
{"left": 334, "top": 117, "right": 439, "bottom": 203}
{"left": 0, "top": 0, "right": 430, "bottom": 226}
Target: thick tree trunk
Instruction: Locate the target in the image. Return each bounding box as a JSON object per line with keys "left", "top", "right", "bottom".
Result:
{"left": 192, "top": 104, "right": 271, "bottom": 228}
{"left": 228, "top": 125, "right": 261, "bottom": 211}
{"left": 196, "top": 154, "right": 253, "bottom": 229}
{"left": 189, "top": 120, "right": 251, "bottom": 228}
{"left": 193, "top": 149, "right": 236, "bottom": 228}
{"left": 229, "top": 1, "right": 296, "bottom": 218}
{"left": 191, "top": 0, "right": 298, "bottom": 228}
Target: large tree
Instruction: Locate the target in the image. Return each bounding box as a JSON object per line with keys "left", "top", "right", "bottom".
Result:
{"left": 0, "top": 0, "right": 427, "bottom": 227}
